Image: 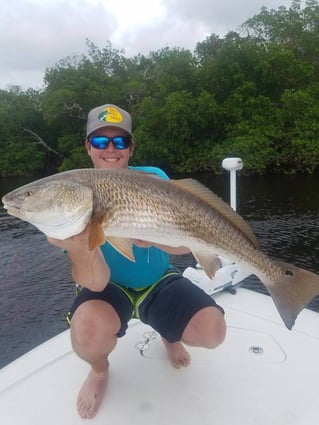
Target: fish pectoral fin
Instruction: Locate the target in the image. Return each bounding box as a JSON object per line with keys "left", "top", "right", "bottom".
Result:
{"left": 107, "top": 237, "right": 135, "bottom": 262}
{"left": 88, "top": 222, "right": 106, "bottom": 250}
{"left": 265, "top": 260, "right": 319, "bottom": 330}
{"left": 192, "top": 252, "right": 221, "bottom": 279}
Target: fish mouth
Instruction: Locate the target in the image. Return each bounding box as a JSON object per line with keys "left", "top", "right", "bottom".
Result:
{"left": 2, "top": 204, "right": 23, "bottom": 217}
{"left": 2, "top": 198, "right": 21, "bottom": 213}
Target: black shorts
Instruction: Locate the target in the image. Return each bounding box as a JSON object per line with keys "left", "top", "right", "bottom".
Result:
{"left": 69, "top": 271, "right": 224, "bottom": 343}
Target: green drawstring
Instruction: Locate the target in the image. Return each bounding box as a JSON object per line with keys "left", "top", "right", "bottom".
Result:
{"left": 66, "top": 270, "right": 179, "bottom": 324}
{"left": 112, "top": 271, "right": 179, "bottom": 319}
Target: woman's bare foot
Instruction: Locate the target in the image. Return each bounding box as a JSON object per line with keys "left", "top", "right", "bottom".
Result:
{"left": 162, "top": 338, "right": 191, "bottom": 368}
{"left": 77, "top": 361, "right": 109, "bottom": 419}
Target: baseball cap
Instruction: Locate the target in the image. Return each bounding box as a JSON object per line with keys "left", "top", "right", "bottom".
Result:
{"left": 86, "top": 104, "right": 132, "bottom": 137}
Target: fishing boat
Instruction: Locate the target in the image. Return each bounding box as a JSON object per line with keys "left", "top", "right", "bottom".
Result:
{"left": 1, "top": 158, "right": 318, "bottom": 425}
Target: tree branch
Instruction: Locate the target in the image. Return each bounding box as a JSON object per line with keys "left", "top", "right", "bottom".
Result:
{"left": 23, "top": 128, "right": 64, "bottom": 157}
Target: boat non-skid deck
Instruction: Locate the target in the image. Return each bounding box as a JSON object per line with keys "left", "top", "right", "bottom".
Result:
{"left": 1, "top": 288, "right": 319, "bottom": 425}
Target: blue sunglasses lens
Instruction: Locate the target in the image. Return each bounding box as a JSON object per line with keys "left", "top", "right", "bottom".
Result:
{"left": 90, "top": 136, "right": 131, "bottom": 150}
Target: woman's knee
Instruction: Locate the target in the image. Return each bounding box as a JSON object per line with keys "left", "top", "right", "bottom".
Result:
{"left": 182, "top": 306, "right": 226, "bottom": 349}
{"left": 70, "top": 300, "right": 121, "bottom": 349}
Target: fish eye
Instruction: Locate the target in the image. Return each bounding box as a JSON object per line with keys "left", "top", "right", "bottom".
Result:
{"left": 284, "top": 269, "right": 294, "bottom": 277}
{"left": 25, "top": 191, "right": 33, "bottom": 197}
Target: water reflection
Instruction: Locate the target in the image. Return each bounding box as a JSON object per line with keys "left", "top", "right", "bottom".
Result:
{"left": 0, "top": 172, "right": 319, "bottom": 368}
{"left": 0, "top": 204, "right": 75, "bottom": 367}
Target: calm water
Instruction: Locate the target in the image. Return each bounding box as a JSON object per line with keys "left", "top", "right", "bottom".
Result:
{"left": 1, "top": 172, "right": 319, "bottom": 368}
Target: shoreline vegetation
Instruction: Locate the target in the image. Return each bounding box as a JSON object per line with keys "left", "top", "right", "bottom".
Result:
{"left": 1, "top": 0, "right": 319, "bottom": 177}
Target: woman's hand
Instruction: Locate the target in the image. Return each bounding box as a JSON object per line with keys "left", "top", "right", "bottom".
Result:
{"left": 47, "top": 227, "right": 91, "bottom": 252}
{"left": 48, "top": 226, "right": 110, "bottom": 291}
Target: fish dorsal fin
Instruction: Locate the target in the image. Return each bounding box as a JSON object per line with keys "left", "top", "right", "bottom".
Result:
{"left": 88, "top": 221, "right": 106, "bottom": 250}
{"left": 170, "top": 179, "right": 258, "bottom": 248}
{"left": 107, "top": 237, "right": 135, "bottom": 262}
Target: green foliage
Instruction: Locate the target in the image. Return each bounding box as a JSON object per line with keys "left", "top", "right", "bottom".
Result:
{"left": 58, "top": 146, "right": 92, "bottom": 172}
{"left": 1, "top": 1, "right": 319, "bottom": 176}
{"left": 278, "top": 84, "right": 319, "bottom": 172}
{"left": 0, "top": 87, "right": 49, "bottom": 175}
{"left": 133, "top": 90, "right": 224, "bottom": 173}
{"left": 0, "top": 138, "right": 45, "bottom": 176}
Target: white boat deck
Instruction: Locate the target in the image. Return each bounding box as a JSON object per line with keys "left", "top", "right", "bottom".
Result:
{"left": 1, "top": 287, "right": 318, "bottom": 425}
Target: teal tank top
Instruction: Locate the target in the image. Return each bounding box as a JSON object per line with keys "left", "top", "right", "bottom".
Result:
{"left": 100, "top": 166, "right": 171, "bottom": 289}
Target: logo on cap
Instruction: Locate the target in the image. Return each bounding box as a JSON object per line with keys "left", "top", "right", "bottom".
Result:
{"left": 98, "top": 106, "right": 123, "bottom": 123}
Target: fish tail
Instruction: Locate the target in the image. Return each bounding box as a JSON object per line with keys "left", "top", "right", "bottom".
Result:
{"left": 264, "top": 261, "right": 319, "bottom": 330}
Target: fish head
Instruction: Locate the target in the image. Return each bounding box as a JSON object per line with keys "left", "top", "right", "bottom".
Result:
{"left": 2, "top": 179, "right": 93, "bottom": 239}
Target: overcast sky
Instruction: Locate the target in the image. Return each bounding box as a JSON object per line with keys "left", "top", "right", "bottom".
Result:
{"left": 0, "top": 0, "right": 297, "bottom": 90}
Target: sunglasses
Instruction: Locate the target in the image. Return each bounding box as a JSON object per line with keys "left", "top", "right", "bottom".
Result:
{"left": 89, "top": 135, "right": 132, "bottom": 150}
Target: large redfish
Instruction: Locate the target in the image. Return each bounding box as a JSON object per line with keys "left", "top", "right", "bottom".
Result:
{"left": 2, "top": 168, "right": 319, "bottom": 330}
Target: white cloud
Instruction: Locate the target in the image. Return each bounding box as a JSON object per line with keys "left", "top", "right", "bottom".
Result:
{"left": 165, "top": 0, "right": 299, "bottom": 30}
{"left": 0, "top": 0, "right": 298, "bottom": 89}
{"left": 0, "top": 0, "right": 116, "bottom": 88}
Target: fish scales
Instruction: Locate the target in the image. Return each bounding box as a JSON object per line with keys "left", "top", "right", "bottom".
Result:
{"left": 3, "top": 168, "right": 319, "bottom": 330}
{"left": 92, "top": 171, "right": 262, "bottom": 272}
